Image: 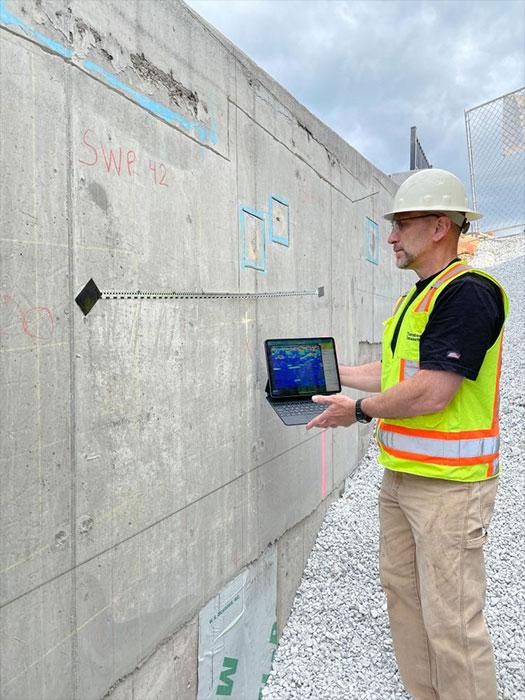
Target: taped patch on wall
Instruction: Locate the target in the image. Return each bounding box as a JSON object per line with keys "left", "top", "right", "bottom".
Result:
{"left": 269, "top": 194, "right": 290, "bottom": 246}
{"left": 366, "top": 217, "right": 379, "bottom": 265}
{"left": 240, "top": 205, "right": 266, "bottom": 271}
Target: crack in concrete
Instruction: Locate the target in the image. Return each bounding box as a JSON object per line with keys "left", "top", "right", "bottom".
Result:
{"left": 130, "top": 52, "right": 204, "bottom": 119}
{"left": 73, "top": 16, "right": 101, "bottom": 44}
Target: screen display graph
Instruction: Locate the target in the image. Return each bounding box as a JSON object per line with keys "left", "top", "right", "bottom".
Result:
{"left": 271, "top": 344, "right": 324, "bottom": 393}
{"left": 266, "top": 338, "right": 340, "bottom": 397}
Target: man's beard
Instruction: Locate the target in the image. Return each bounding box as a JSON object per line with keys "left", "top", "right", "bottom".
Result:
{"left": 395, "top": 250, "right": 414, "bottom": 269}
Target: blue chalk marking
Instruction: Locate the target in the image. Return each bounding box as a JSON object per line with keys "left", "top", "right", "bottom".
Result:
{"left": 0, "top": 0, "right": 73, "bottom": 58}
{"left": 84, "top": 61, "right": 214, "bottom": 143}
{"left": 271, "top": 194, "right": 289, "bottom": 207}
{"left": 83, "top": 60, "right": 191, "bottom": 130}
{"left": 209, "top": 118, "right": 219, "bottom": 146}
{"left": 240, "top": 205, "right": 266, "bottom": 272}
{"left": 241, "top": 205, "right": 264, "bottom": 219}
{"left": 0, "top": 0, "right": 216, "bottom": 146}
{"left": 366, "top": 217, "right": 379, "bottom": 265}
{"left": 83, "top": 60, "right": 217, "bottom": 145}
{"left": 196, "top": 124, "right": 207, "bottom": 143}
{"left": 32, "top": 30, "right": 73, "bottom": 59}
{"left": 269, "top": 194, "right": 290, "bottom": 246}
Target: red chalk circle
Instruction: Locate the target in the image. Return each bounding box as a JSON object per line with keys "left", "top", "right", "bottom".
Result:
{"left": 21, "top": 306, "right": 55, "bottom": 341}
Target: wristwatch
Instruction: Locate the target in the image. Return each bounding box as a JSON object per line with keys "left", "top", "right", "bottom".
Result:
{"left": 355, "top": 398, "right": 372, "bottom": 424}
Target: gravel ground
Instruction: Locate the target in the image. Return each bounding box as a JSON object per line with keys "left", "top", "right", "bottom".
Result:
{"left": 263, "top": 236, "right": 525, "bottom": 700}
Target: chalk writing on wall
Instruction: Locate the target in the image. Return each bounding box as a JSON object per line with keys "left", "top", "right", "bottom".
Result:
{"left": 1, "top": 295, "right": 55, "bottom": 341}
{"left": 79, "top": 129, "right": 169, "bottom": 187}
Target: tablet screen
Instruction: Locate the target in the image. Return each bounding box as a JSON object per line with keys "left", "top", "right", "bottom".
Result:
{"left": 265, "top": 337, "right": 340, "bottom": 398}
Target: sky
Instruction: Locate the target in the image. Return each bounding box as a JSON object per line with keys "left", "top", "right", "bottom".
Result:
{"left": 186, "top": 0, "right": 524, "bottom": 223}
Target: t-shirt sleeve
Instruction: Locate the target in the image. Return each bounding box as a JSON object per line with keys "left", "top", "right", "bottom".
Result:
{"left": 419, "top": 276, "right": 504, "bottom": 380}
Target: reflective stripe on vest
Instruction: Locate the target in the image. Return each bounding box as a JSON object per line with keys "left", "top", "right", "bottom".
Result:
{"left": 378, "top": 263, "right": 508, "bottom": 481}
{"left": 414, "top": 262, "right": 470, "bottom": 312}
{"left": 392, "top": 294, "right": 408, "bottom": 315}
{"left": 399, "top": 359, "right": 419, "bottom": 381}
{"left": 377, "top": 426, "right": 499, "bottom": 462}
{"left": 488, "top": 459, "right": 500, "bottom": 477}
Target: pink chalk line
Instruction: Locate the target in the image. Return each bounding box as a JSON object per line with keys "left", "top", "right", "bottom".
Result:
{"left": 321, "top": 429, "right": 327, "bottom": 499}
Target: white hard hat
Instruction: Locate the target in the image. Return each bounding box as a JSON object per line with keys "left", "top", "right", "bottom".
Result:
{"left": 384, "top": 168, "right": 482, "bottom": 223}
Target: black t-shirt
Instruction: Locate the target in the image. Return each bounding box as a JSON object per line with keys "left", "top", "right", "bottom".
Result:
{"left": 391, "top": 260, "right": 505, "bottom": 381}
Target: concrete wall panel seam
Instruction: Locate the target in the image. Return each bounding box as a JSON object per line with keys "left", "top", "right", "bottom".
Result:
{"left": 0, "top": 431, "right": 339, "bottom": 612}
{"left": 231, "top": 99, "right": 376, "bottom": 205}
{"left": 64, "top": 57, "right": 80, "bottom": 699}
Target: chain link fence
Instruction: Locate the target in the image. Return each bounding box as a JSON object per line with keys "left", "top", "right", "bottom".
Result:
{"left": 465, "top": 88, "right": 525, "bottom": 236}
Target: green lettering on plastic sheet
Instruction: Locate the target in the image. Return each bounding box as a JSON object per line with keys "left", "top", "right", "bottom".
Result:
{"left": 258, "top": 673, "right": 270, "bottom": 700}
{"left": 216, "top": 657, "right": 238, "bottom": 696}
{"left": 270, "top": 622, "right": 277, "bottom": 645}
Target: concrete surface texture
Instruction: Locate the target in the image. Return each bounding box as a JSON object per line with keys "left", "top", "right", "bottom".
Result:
{"left": 0, "top": 1, "right": 405, "bottom": 698}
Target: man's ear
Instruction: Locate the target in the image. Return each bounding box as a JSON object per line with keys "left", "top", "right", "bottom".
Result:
{"left": 432, "top": 215, "right": 452, "bottom": 243}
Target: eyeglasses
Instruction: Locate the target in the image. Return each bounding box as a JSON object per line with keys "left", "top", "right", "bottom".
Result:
{"left": 390, "top": 213, "right": 442, "bottom": 233}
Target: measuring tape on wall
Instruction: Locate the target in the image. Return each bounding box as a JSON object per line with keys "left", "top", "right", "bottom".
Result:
{"left": 75, "top": 278, "right": 325, "bottom": 316}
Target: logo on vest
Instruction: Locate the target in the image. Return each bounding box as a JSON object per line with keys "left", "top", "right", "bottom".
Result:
{"left": 406, "top": 331, "right": 421, "bottom": 341}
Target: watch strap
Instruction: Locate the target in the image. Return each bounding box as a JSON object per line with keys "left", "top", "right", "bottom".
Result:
{"left": 355, "top": 398, "right": 372, "bottom": 423}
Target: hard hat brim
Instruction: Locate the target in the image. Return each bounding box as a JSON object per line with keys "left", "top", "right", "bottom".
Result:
{"left": 383, "top": 207, "right": 483, "bottom": 222}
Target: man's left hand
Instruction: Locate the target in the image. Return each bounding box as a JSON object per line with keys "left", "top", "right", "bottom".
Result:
{"left": 306, "top": 394, "right": 356, "bottom": 430}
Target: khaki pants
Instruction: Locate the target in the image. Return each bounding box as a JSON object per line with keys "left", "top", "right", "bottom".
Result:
{"left": 379, "top": 469, "right": 498, "bottom": 700}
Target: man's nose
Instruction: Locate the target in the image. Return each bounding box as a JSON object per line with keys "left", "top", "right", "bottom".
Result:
{"left": 387, "top": 229, "right": 398, "bottom": 245}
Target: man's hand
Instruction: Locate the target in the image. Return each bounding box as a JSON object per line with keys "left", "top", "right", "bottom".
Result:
{"left": 306, "top": 394, "right": 356, "bottom": 430}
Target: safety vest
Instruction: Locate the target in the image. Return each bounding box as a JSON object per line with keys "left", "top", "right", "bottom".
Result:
{"left": 377, "top": 260, "right": 508, "bottom": 482}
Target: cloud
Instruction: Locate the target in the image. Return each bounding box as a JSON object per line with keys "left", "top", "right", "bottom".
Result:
{"left": 187, "top": 0, "right": 524, "bottom": 190}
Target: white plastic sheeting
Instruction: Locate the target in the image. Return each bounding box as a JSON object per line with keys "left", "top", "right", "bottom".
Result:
{"left": 198, "top": 547, "right": 277, "bottom": 700}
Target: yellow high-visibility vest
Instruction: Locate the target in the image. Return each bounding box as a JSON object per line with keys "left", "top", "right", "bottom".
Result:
{"left": 377, "top": 260, "right": 509, "bottom": 482}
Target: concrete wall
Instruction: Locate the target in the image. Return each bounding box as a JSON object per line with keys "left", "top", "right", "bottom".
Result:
{"left": 0, "top": 1, "right": 405, "bottom": 698}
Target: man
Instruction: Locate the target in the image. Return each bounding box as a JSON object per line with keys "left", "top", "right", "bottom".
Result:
{"left": 306, "top": 168, "right": 507, "bottom": 700}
